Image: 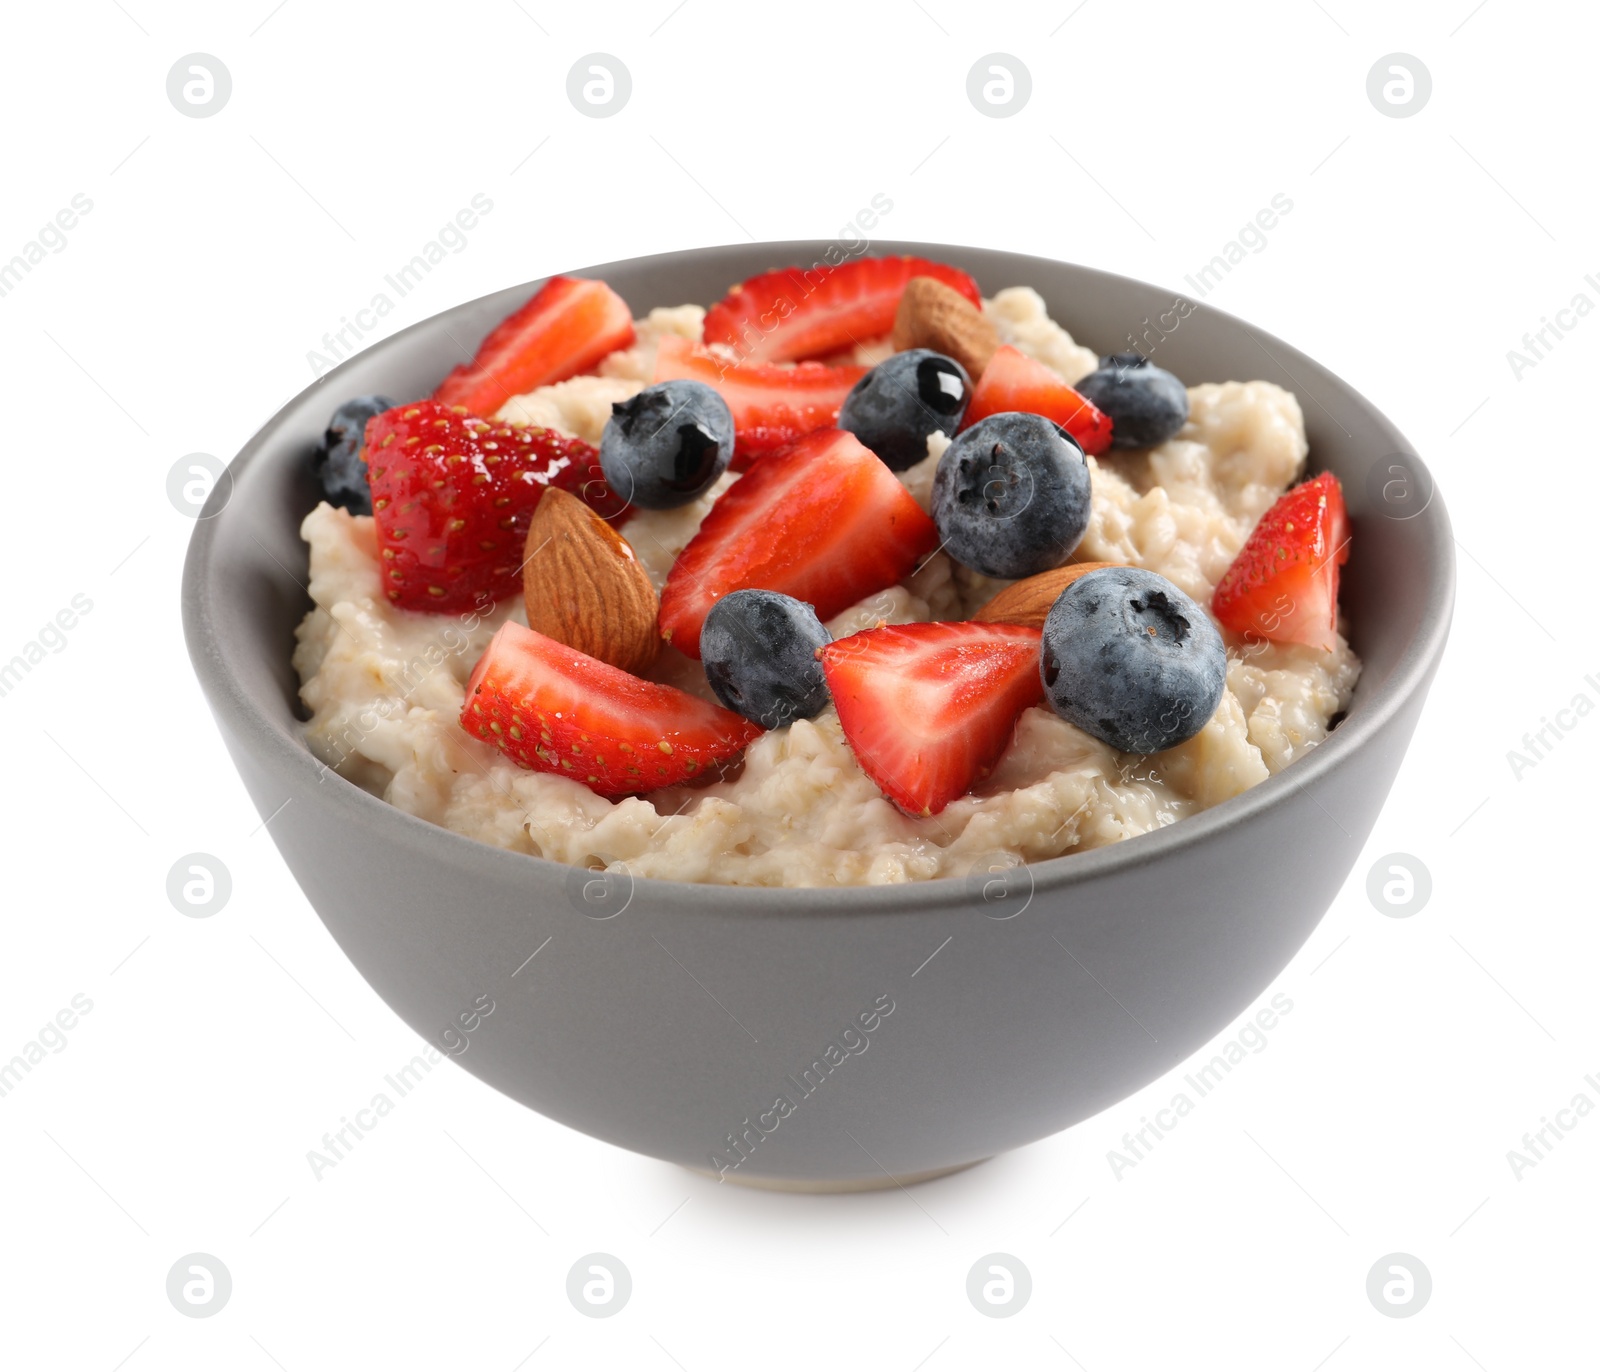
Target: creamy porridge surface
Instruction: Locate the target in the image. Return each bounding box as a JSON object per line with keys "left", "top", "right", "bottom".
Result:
{"left": 293, "top": 287, "right": 1359, "bottom": 886}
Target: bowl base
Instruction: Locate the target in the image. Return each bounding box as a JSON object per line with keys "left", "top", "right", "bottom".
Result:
{"left": 686, "top": 1157, "right": 990, "bottom": 1193}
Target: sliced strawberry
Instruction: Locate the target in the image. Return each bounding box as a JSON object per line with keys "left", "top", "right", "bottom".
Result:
{"left": 433, "top": 276, "right": 636, "bottom": 416}
{"left": 1212, "top": 472, "right": 1350, "bottom": 652}
{"left": 702, "top": 256, "right": 982, "bottom": 364}
{"left": 658, "top": 428, "right": 939, "bottom": 659}
{"left": 653, "top": 335, "right": 865, "bottom": 467}
{"left": 960, "top": 345, "right": 1113, "bottom": 455}
{"left": 819, "top": 622, "right": 1045, "bottom": 817}
{"left": 461, "top": 622, "right": 761, "bottom": 796}
{"left": 366, "top": 401, "right": 624, "bottom": 613}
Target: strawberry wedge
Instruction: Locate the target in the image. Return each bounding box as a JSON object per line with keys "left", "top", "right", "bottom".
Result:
{"left": 433, "top": 276, "right": 635, "bottom": 416}
{"left": 819, "top": 622, "right": 1045, "bottom": 817}
{"left": 461, "top": 622, "right": 760, "bottom": 795}
{"left": 960, "top": 345, "right": 1113, "bottom": 455}
{"left": 658, "top": 428, "right": 939, "bottom": 659}
{"left": 701, "top": 255, "right": 982, "bottom": 364}
{"left": 1212, "top": 472, "right": 1350, "bottom": 652}
{"left": 652, "top": 335, "right": 865, "bottom": 467}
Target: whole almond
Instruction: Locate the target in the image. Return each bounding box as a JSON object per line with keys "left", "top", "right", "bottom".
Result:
{"left": 523, "top": 488, "right": 660, "bottom": 674}
{"left": 892, "top": 276, "right": 1000, "bottom": 377}
{"left": 973, "top": 562, "right": 1123, "bottom": 629}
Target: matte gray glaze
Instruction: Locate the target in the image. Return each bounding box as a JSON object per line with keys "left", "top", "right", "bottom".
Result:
{"left": 183, "top": 242, "right": 1453, "bottom": 1188}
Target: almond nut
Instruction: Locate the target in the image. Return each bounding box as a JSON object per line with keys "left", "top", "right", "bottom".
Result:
{"left": 972, "top": 562, "right": 1123, "bottom": 629}
{"left": 892, "top": 276, "right": 1000, "bottom": 377}
{"left": 523, "top": 488, "right": 660, "bottom": 674}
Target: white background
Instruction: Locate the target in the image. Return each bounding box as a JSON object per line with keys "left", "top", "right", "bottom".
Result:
{"left": 0, "top": 1, "right": 1592, "bottom": 1368}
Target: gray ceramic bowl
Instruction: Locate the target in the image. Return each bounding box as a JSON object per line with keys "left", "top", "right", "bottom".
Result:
{"left": 183, "top": 241, "right": 1452, "bottom": 1190}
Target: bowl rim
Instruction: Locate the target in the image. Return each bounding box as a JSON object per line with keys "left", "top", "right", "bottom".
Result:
{"left": 183, "top": 238, "right": 1455, "bottom": 919}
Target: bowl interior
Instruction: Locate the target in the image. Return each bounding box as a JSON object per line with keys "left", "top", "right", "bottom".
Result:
{"left": 186, "top": 240, "right": 1452, "bottom": 906}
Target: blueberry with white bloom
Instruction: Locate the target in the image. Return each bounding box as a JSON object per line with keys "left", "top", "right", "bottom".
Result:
{"left": 838, "top": 349, "right": 971, "bottom": 471}
{"left": 1040, "top": 566, "right": 1226, "bottom": 753}
{"left": 1074, "top": 353, "right": 1188, "bottom": 450}
{"left": 931, "top": 411, "right": 1090, "bottom": 579}
{"left": 312, "top": 394, "right": 394, "bottom": 515}
{"left": 701, "top": 589, "right": 831, "bottom": 730}
{"left": 600, "top": 380, "right": 734, "bottom": 509}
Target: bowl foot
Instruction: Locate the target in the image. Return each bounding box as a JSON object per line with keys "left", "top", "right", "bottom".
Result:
{"left": 686, "top": 1157, "right": 991, "bottom": 1193}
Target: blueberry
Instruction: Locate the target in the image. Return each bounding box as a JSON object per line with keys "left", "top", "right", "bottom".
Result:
{"left": 930, "top": 412, "right": 1091, "bottom": 579}
{"left": 838, "top": 349, "right": 972, "bottom": 471}
{"left": 1040, "top": 567, "right": 1226, "bottom": 754}
{"left": 311, "top": 395, "right": 393, "bottom": 515}
{"left": 599, "top": 380, "right": 734, "bottom": 509}
{"left": 700, "top": 590, "right": 832, "bottom": 730}
{"left": 1074, "top": 353, "right": 1189, "bottom": 450}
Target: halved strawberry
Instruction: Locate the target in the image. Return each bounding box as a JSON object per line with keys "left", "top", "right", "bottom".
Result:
{"left": 960, "top": 345, "right": 1113, "bottom": 455}
{"left": 433, "top": 276, "right": 636, "bottom": 416}
{"left": 702, "top": 256, "right": 982, "bottom": 364}
{"left": 1212, "top": 472, "right": 1350, "bottom": 652}
{"left": 819, "top": 622, "right": 1045, "bottom": 817}
{"left": 461, "top": 622, "right": 761, "bottom": 796}
{"left": 652, "top": 335, "right": 865, "bottom": 467}
{"left": 658, "top": 428, "right": 939, "bottom": 659}
{"left": 366, "top": 402, "right": 623, "bottom": 613}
